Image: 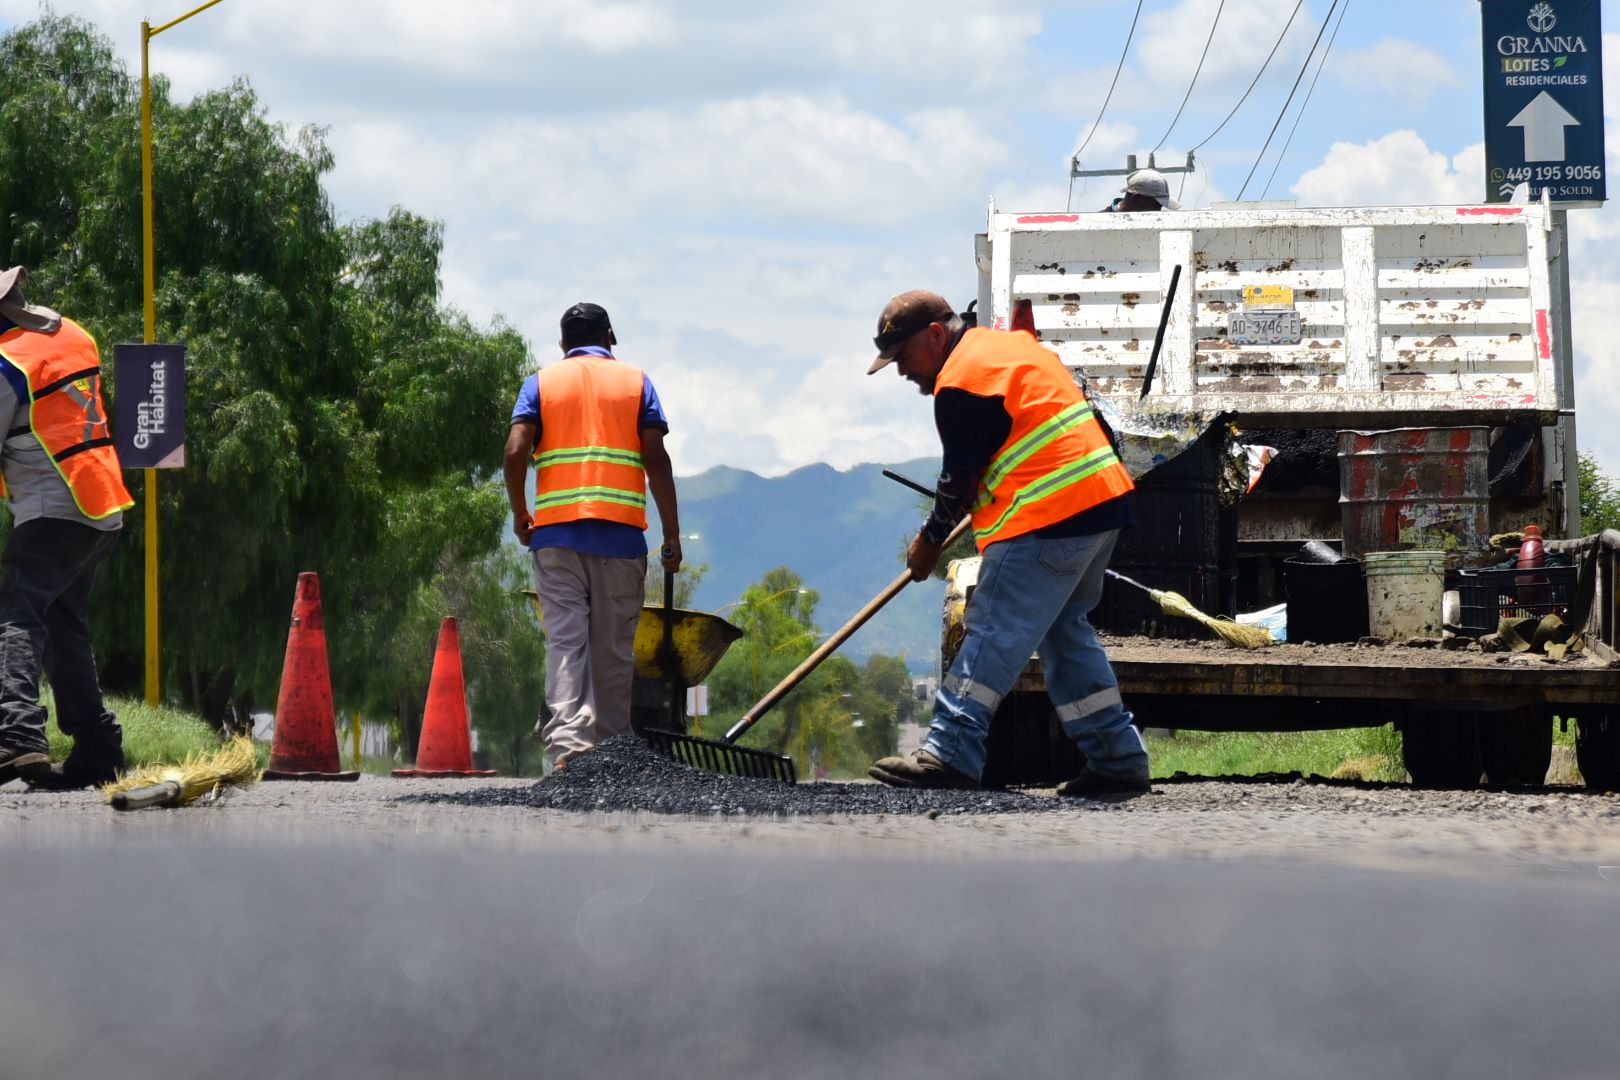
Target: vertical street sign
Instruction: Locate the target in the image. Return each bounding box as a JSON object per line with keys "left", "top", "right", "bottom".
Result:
{"left": 113, "top": 342, "right": 186, "bottom": 468}
{"left": 1482, "top": 0, "right": 1605, "bottom": 203}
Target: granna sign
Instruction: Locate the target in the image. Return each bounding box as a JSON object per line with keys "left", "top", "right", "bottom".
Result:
{"left": 113, "top": 343, "right": 185, "bottom": 469}
{"left": 1482, "top": 0, "right": 1606, "bottom": 204}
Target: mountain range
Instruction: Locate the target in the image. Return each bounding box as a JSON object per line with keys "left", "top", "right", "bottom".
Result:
{"left": 652, "top": 457, "right": 948, "bottom": 674}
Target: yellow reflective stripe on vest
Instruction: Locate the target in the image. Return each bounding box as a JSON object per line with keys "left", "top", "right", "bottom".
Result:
{"left": 976, "top": 446, "right": 1120, "bottom": 542}
{"left": 533, "top": 484, "right": 648, "bottom": 511}
{"left": 979, "top": 400, "right": 1095, "bottom": 498}
{"left": 533, "top": 444, "right": 645, "bottom": 468}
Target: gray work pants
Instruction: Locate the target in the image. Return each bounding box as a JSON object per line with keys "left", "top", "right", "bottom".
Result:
{"left": 531, "top": 547, "right": 646, "bottom": 765}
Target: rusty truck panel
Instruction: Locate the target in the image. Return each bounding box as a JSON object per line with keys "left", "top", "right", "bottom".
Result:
{"left": 975, "top": 204, "right": 1562, "bottom": 428}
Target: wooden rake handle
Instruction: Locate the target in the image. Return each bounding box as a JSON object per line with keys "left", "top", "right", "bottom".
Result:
{"left": 724, "top": 516, "right": 973, "bottom": 743}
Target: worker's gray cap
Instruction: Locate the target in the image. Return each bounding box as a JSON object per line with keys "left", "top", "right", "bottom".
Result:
{"left": 1122, "top": 169, "right": 1180, "bottom": 210}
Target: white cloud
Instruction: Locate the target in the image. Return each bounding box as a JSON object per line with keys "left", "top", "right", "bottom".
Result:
{"left": 327, "top": 94, "right": 1005, "bottom": 233}
{"left": 1331, "top": 38, "right": 1461, "bottom": 102}
{"left": 1137, "top": 0, "right": 1320, "bottom": 99}
{"left": 1290, "top": 130, "right": 1481, "bottom": 206}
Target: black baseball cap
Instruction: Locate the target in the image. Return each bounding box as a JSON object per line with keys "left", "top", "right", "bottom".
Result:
{"left": 868, "top": 290, "right": 955, "bottom": 374}
{"left": 560, "top": 301, "right": 613, "bottom": 339}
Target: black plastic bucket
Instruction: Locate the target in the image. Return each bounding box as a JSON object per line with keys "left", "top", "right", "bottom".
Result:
{"left": 1094, "top": 425, "right": 1226, "bottom": 638}
{"left": 1282, "top": 558, "right": 1368, "bottom": 643}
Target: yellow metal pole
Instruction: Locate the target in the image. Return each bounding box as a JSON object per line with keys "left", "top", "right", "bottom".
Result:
{"left": 140, "top": 22, "right": 159, "bottom": 706}
{"left": 138, "top": 0, "right": 229, "bottom": 707}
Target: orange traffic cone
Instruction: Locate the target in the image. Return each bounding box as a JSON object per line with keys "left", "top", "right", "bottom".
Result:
{"left": 263, "top": 573, "right": 359, "bottom": 781}
{"left": 393, "top": 617, "right": 496, "bottom": 778}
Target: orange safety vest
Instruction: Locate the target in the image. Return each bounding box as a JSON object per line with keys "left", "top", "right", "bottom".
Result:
{"left": 937, "top": 327, "right": 1133, "bottom": 552}
{"left": 531, "top": 355, "right": 648, "bottom": 529}
{"left": 0, "top": 319, "right": 133, "bottom": 520}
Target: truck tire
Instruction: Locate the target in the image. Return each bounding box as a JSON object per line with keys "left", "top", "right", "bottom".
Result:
{"left": 1479, "top": 708, "right": 1554, "bottom": 787}
{"left": 1402, "top": 712, "right": 1483, "bottom": 789}
{"left": 1575, "top": 707, "right": 1620, "bottom": 793}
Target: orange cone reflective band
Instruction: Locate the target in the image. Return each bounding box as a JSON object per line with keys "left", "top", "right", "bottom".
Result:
{"left": 263, "top": 573, "right": 359, "bottom": 781}
{"left": 393, "top": 617, "right": 497, "bottom": 777}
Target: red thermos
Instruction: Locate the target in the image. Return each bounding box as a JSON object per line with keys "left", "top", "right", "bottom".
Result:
{"left": 1516, "top": 524, "right": 1547, "bottom": 615}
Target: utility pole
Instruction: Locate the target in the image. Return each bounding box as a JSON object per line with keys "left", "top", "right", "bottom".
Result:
{"left": 1067, "top": 151, "right": 1195, "bottom": 210}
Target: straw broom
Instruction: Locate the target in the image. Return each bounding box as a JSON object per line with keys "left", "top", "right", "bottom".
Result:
{"left": 102, "top": 736, "right": 262, "bottom": 810}
{"left": 1105, "top": 569, "right": 1275, "bottom": 649}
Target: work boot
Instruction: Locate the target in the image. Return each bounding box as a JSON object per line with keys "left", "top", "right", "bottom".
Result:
{"left": 868, "top": 748, "right": 979, "bottom": 790}
{"left": 1056, "top": 769, "right": 1152, "bottom": 800}
{"left": 25, "top": 755, "right": 123, "bottom": 791}
{"left": 25, "top": 733, "right": 124, "bottom": 791}
{"left": 0, "top": 743, "right": 52, "bottom": 786}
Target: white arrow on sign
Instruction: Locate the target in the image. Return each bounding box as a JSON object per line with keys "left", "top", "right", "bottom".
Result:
{"left": 1508, "top": 91, "right": 1580, "bottom": 162}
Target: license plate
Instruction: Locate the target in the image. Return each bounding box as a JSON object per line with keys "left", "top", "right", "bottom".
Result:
{"left": 1227, "top": 308, "right": 1302, "bottom": 346}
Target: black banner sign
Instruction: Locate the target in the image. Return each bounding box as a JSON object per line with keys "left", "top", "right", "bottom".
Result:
{"left": 113, "top": 343, "right": 186, "bottom": 469}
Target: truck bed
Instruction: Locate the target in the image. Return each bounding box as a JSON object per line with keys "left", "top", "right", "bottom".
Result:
{"left": 1013, "top": 636, "right": 1620, "bottom": 707}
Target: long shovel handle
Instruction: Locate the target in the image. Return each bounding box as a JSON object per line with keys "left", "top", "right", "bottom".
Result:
{"left": 725, "top": 516, "right": 973, "bottom": 743}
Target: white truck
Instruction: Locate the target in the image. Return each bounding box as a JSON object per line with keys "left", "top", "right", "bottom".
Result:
{"left": 953, "top": 199, "right": 1619, "bottom": 790}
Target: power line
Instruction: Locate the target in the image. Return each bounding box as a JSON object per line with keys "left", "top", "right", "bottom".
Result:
{"left": 1236, "top": 0, "right": 1342, "bottom": 200}
{"left": 1067, "top": 0, "right": 1145, "bottom": 208}
{"left": 1188, "top": 0, "right": 1306, "bottom": 154}
{"left": 1152, "top": 0, "right": 1226, "bottom": 154}
{"left": 1261, "top": 0, "right": 1351, "bottom": 200}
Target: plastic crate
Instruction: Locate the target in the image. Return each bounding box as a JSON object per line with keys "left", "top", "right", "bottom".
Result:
{"left": 1450, "top": 563, "right": 1577, "bottom": 633}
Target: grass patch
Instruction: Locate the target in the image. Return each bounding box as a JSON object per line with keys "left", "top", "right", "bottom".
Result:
{"left": 44, "top": 690, "right": 222, "bottom": 768}
{"left": 1143, "top": 725, "right": 1406, "bottom": 782}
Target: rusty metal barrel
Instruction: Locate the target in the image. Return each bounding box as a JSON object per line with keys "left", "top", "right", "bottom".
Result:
{"left": 1337, "top": 427, "right": 1489, "bottom": 564}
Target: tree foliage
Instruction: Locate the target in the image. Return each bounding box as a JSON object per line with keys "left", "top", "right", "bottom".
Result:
{"left": 0, "top": 15, "right": 529, "bottom": 728}
{"left": 1579, "top": 453, "right": 1620, "bottom": 537}
{"left": 702, "top": 566, "right": 912, "bottom": 775}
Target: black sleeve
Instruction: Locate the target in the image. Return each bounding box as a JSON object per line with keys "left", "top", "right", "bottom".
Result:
{"left": 921, "top": 387, "right": 1011, "bottom": 544}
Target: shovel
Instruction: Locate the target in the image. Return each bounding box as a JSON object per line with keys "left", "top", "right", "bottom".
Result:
{"left": 643, "top": 516, "right": 973, "bottom": 783}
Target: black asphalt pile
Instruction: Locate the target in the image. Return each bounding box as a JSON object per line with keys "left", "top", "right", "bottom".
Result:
{"left": 405, "top": 734, "right": 1068, "bottom": 817}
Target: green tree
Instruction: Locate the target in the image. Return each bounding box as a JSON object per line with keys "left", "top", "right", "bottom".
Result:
{"left": 434, "top": 549, "right": 547, "bottom": 776}
{"left": 1579, "top": 452, "right": 1620, "bottom": 536}
{"left": 0, "top": 15, "right": 528, "bottom": 729}
{"left": 645, "top": 561, "right": 708, "bottom": 607}
{"left": 700, "top": 567, "right": 911, "bottom": 776}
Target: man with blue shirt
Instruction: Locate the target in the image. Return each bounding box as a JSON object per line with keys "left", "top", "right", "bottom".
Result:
{"left": 503, "top": 302, "right": 681, "bottom": 768}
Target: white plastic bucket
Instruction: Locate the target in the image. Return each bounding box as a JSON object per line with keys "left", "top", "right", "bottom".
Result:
{"left": 1362, "top": 550, "right": 1446, "bottom": 640}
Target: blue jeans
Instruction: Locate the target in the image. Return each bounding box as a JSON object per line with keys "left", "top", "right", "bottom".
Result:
{"left": 925, "top": 528, "right": 1148, "bottom": 783}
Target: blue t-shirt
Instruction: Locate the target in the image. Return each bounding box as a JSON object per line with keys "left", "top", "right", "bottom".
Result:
{"left": 511, "top": 347, "right": 668, "bottom": 558}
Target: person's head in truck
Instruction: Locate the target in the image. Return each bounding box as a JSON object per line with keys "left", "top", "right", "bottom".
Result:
{"left": 1112, "top": 168, "right": 1180, "bottom": 212}
{"left": 867, "top": 289, "right": 960, "bottom": 395}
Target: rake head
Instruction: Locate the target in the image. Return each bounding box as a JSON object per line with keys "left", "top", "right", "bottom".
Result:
{"left": 641, "top": 728, "right": 798, "bottom": 784}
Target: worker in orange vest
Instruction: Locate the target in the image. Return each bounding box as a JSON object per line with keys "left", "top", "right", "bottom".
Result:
{"left": 864, "top": 290, "right": 1151, "bottom": 798}
{"left": 0, "top": 267, "right": 134, "bottom": 790}
{"left": 504, "top": 302, "right": 681, "bottom": 770}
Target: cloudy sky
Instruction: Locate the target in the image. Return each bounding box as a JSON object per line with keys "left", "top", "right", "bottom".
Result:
{"left": 2, "top": 0, "right": 1616, "bottom": 473}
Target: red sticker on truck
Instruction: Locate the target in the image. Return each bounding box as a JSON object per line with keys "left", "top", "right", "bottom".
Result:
{"left": 1535, "top": 309, "right": 1552, "bottom": 359}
